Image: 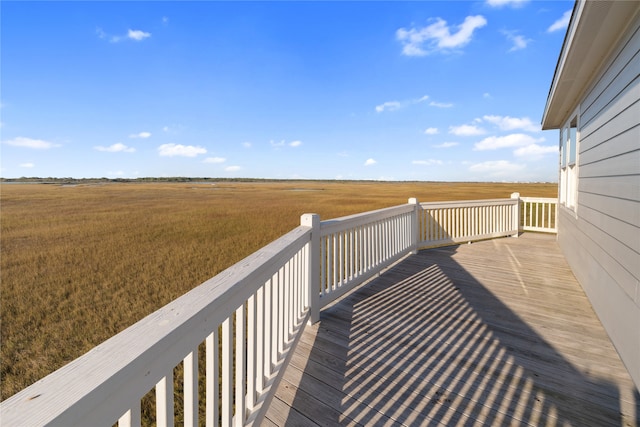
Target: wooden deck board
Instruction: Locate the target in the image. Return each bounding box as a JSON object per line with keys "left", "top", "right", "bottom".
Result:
{"left": 265, "top": 233, "right": 640, "bottom": 426}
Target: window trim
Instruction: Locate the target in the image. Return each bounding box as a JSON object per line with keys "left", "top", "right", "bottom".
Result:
{"left": 559, "top": 110, "right": 579, "bottom": 214}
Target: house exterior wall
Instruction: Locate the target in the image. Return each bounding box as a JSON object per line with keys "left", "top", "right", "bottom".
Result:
{"left": 557, "top": 14, "right": 640, "bottom": 389}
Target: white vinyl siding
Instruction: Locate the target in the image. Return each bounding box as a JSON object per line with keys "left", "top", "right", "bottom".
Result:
{"left": 557, "top": 17, "right": 640, "bottom": 389}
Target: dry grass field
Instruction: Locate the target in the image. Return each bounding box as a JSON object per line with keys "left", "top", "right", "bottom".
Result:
{"left": 0, "top": 181, "right": 556, "bottom": 401}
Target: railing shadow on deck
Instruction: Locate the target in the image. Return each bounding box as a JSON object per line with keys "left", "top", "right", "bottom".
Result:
{"left": 283, "top": 237, "right": 638, "bottom": 426}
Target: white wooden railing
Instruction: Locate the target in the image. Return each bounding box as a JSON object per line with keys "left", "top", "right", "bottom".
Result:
{"left": 311, "top": 202, "right": 418, "bottom": 321}
{"left": 1, "top": 225, "right": 314, "bottom": 427}
{"left": 520, "top": 196, "right": 558, "bottom": 233}
{"left": 0, "top": 194, "right": 557, "bottom": 426}
{"left": 418, "top": 196, "right": 519, "bottom": 247}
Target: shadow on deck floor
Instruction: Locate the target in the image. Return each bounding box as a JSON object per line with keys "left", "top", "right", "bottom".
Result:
{"left": 265, "top": 233, "right": 640, "bottom": 426}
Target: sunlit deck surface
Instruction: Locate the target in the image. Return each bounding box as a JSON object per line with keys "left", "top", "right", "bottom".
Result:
{"left": 264, "top": 233, "right": 640, "bottom": 426}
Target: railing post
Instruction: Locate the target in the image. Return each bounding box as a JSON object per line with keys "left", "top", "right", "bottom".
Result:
{"left": 408, "top": 198, "right": 419, "bottom": 254}
{"left": 301, "top": 213, "right": 320, "bottom": 324}
{"left": 511, "top": 192, "right": 520, "bottom": 237}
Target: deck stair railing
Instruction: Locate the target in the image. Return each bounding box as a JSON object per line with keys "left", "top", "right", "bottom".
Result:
{"left": 0, "top": 194, "right": 557, "bottom": 427}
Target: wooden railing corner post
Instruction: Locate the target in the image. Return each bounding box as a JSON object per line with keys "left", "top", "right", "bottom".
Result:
{"left": 510, "top": 192, "right": 520, "bottom": 237}
{"left": 301, "top": 213, "right": 321, "bottom": 324}
{"left": 408, "top": 198, "right": 419, "bottom": 254}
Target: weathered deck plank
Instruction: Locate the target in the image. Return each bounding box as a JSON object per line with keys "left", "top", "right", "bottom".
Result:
{"left": 265, "top": 233, "right": 640, "bottom": 426}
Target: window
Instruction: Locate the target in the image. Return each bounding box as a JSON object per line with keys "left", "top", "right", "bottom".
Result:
{"left": 560, "top": 114, "right": 578, "bottom": 210}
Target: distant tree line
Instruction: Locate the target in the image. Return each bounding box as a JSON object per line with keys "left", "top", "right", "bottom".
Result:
{"left": 0, "top": 177, "right": 294, "bottom": 184}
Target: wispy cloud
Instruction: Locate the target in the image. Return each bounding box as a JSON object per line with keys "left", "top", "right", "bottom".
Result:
{"left": 396, "top": 16, "right": 487, "bottom": 56}
{"left": 486, "top": 0, "right": 528, "bottom": 8}
{"left": 129, "top": 131, "right": 151, "bottom": 139}
{"left": 429, "top": 101, "right": 453, "bottom": 108}
{"left": 474, "top": 133, "right": 544, "bottom": 150}
{"left": 97, "top": 27, "right": 151, "bottom": 43}
{"left": 375, "top": 101, "right": 402, "bottom": 113}
{"left": 3, "top": 136, "right": 61, "bottom": 149}
{"left": 364, "top": 158, "right": 377, "bottom": 166}
{"left": 19, "top": 162, "right": 35, "bottom": 168}
{"left": 514, "top": 144, "right": 556, "bottom": 159}
{"left": 502, "top": 31, "right": 531, "bottom": 52}
{"left": 128, "top": 29, "right": 151, "bottom": 41}
{"left": 242, "top": 142, "right": 252, "bottom": 148}
{"left": 469, "top": 160, "right": 525, "bottom": 177}
{"left": 94, "top": 143, "right": 136, "bottom": 153}
{"left": 412, "top": 159, "right": 443, "bottom": 166}
{"left": 548, "top": 10, "right": 572, "bottom": 33}
{"left": 376, "top": 95, "right": 429, "bottom": 113}
{"left": 424, "top": 127, "right": 439, "bottom": 135}
{"left": 270, "top": 139, "right": 302, "bottom": 148}
{"left": 482, "top": 115, "right": 540, "bottom": 132}
{"left": 203, "top": 157, "right": 226, "bottom": 164}
{"left": 225, "top": 165, "right": 241, "bottom": 172}
{"left": 433, "top": 142, "right": 459, "bottom": 148}
{"left": 449, "top": 124, "right": 486, "bottom": 136}
{"left": 270, "top": 140, "right": 285, "bottom": 148}
{"left": 158, "top": 143, "right": 206, "bottom": 157}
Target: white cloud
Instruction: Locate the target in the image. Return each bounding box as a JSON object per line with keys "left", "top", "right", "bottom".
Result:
{"left": 225, "top": 165, "right": 241, "bottom": 172}
{"left": 375, "top": 101, "right": 402, "bottom": 113}
{"left": 158, "top": 143, "right": 206, "bottom": 157}
{"left": 548, "top": 10, "right": 572, "bottom": 33}
{"left": 376, "top": 95, "right": 429, "bottom": 113}
{"left": 289, "top": 140, "right": 302, "bottom": 147}
{"left": 97, "top": 27, "right": 151, "bottom": 43}
{"left": 424, "top": 127, "right": 439, "bottom": 135}
{"left": 483, "top": 93, "right": 492, "bottom": 99}
{"left": 129, "top": 131, "right": 151, "bottom": 139}
{"left": 162, "top": 16, "right": 169, "bottom": 25}
{"left": 482, "top": 115, "right": 540, "bottom": 132}
{"left": 412, "top": 159, "right": 443, "bottom": 166}
{"left": 242, "top": 142, "right": 252, "bottom": 148}
{"left": 364, "top": 158, "right": 377, "bottom": 166}
{"left": 430, "top": 101, "right": 454, "bottom": 108}
{"left": 3, "top": 137, "right": 61, "bottom": 149}
{"left": 270, "top": 140, "right": 285, "bottom": 148}
{"left": 128, "top": 29, "right": 151, "bottom": 41}
{"left": 474, "top": 133, "right": 545, "bottom": 150}
{"left": 503, "top": 32, "right": 531, "bottom": 52}
{"left": 433, "top": 142, "right": 459, "bottom": 148}
{"left": 94, "top": 143, "right": 136, "bottom": 153}
{"left": 486, "top": 0, "right": 528, "bottom": 7}
{"left": 96, "top": 28, "right": 109, "bottom": 40}
{"left": 163, "top": 126, "right": 170, "bottom": 132}
{"left": 19, "top": 162, "right": 34, "bottom": 168}
{"left": 469, "top": 160, "right": 525, "bottom": 176}
{"left": 396, "top": 15, "right": 487, "bottom": 56}
{"left": 449, "top": 124, "right": 486, "bottom": 136}
{"left": 514, "top": 144, "right": 557, "bottom": 158}
{"left": 203, "top": 157, "right": 226, "bottom": 164}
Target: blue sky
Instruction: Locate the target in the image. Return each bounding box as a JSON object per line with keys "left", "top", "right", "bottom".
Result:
{"left": 1, "top": 0, "right": 573, "bottom": 181}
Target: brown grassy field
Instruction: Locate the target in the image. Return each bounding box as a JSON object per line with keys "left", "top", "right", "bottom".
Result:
{"left": 0, "top": 181, "right": 556, "bottom": 401}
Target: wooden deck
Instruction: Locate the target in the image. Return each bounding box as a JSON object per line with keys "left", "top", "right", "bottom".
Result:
{"left": 264, "top": 233, "right": 640, "bottom": 426}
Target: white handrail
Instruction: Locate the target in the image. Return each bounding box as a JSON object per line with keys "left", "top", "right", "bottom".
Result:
{"left": 418, "top": 197, "right": 519, "bottom": 247}
{"left": 520, "top": 197, "right": 558, "bottom": 233}
{"left": 1, "top": 194, "right": 557, "bottom": 426}
{"left": 1, "top": 225, "right": 313, "bottom": 427}
{"left": 315, "top": 203, "right": 417, "bottom": 309}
